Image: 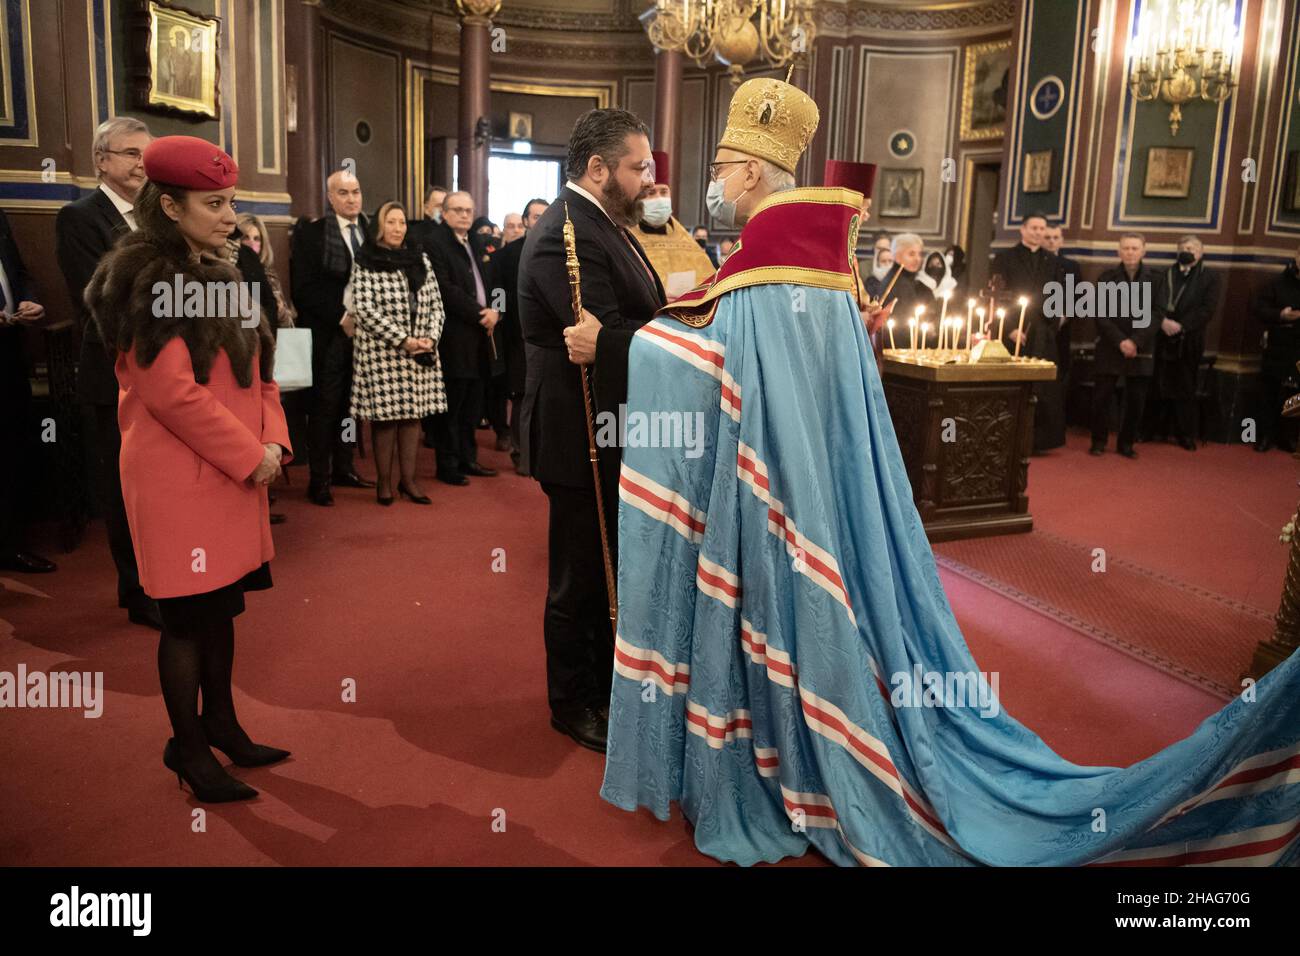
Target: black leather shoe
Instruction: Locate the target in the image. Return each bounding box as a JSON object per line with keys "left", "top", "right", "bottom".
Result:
{"left": 127, "top": 598, "right": 163, "bottom": 631}
{"left": 463, "top": 463, "right": 497, "bottom": 477}
{"left": 550, "top": 707, "right": 608, "bottom": 753}
{"left": 1088, "top": 443, "right": 1105, "bottom": 456}
{"left": 1178, "top": 438, "right": 1197, "bottom": 451}
{"left": 163, "top": 738, "right": 258, "bottom": 802}
{"left": 269, "top": 512, "right": 287, "bottom": 525}
{"left": 308, "top": 483, "right": 334, "bottom": 506}
{"left": 200, "top": 716, "right": 291, "bottom": 768}
{"left": 1118, "top": 446, "right": 1138, "bottom": 459}
{"left": 397, "top": 482, "right": 432, "bottom": 505}
{"left": 437, "top": 473, "right": 468, "bottom": 486}
{"left": 0, "top": 551, "right": 57, "bottom": 573}
{"left": 332, "top": 471, "right": 376, "bottom": 489}
{"left": 1256, "top": 438, "right": 1275, "bottom": 453}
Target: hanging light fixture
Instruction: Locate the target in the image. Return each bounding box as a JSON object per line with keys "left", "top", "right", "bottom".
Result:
{"left": 641, "top": 0, "right": 815, "bottom": 80}
{"left": 1128, "top": 0, "right": 1240, "bottom": 136}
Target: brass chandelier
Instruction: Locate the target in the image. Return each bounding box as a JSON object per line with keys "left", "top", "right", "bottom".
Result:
{"left": 642, "top": 0, "right": 816, "bottom": 80}
{"left": 1127, "top": 0, "right": 1239, "bottom": 136}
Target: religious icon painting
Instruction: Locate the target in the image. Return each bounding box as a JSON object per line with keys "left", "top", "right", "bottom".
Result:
{"left": 134, "top": 1, "right": 221, "bottom": 120}
{"left": 509, "top": 111, "right": 533, "bottom": 141}
{"left": 879, "top": 168, "right": 923, "bottom": 218}
{"left": 961, "top": 39, "right": 1012, "bottom": 141}
{"left": 1022, "top": 149, "right": 1053, "bottom": 194}
{"left": 1143, "top": 147, "right": 1195, "bottom": 198}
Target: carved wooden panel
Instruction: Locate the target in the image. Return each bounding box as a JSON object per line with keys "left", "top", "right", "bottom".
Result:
{"left": 938, "top": 388, "right": 1016, "bottom": 505}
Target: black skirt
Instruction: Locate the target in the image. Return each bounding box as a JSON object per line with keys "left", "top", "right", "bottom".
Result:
{"left": 155, "top": 562, "right": 272, "bottom": 633}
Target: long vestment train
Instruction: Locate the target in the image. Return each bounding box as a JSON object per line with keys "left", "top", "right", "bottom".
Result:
{"left": 599, "top": 186, "right": 1300, "bottom": 867}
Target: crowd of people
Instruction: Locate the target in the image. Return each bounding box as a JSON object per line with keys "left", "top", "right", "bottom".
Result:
{"left": 2, "top": 112, "right": 1300, "bottom": 805}
{"left": 861, "top": 213, "right": 1300, "bottom": 459}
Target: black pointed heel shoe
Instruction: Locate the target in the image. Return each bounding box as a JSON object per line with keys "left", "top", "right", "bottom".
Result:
{"left": 162, "top": 738, "right": 258, "bottom": 802}
{"left": 397, "top": 482, "right": 432, "bottom": 505}
{"left": 200, "top": 716, "right": 291, "bottom": 768}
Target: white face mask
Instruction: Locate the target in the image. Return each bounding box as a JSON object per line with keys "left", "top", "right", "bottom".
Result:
{"left": 706, "top": 167, "right": 742, "bottom": 228}
{"left": 872, "top": 262, "right": 892, "bottom": 280}
{"left": 640, "top": 196, "right": 673, "bottom": 228}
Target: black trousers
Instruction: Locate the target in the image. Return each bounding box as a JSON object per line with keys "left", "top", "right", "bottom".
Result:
{"left": 1092, "top": 374, "right": 1150, "bottom": 451}
{"left": 308, "top": 329, "right": 356, "bottom": 483}
{"left": 541, "top": 480, "right": 618, "bottom": 717}
{"left": 1259, "top": 356, "right": 1300, "bottom": 447}
{"left": 485, "top": 373, "right": 510, "bottom": 438}
{"left": 435, "top": 376, "right": 483, "bottom": 476}
{"left": 85, "top": 403, "right": 145, "bottom": 606}
{"left": 0, "top": 356, "right": 34, "bottom": 553}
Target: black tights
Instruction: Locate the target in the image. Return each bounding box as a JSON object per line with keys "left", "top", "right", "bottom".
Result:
{"left": 370, "top": 419, "right": 422, "bottom": 497}
{"left": 157, "top": 614, "right": 248, "bottom": 761}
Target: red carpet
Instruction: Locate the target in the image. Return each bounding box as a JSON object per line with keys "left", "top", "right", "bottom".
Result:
{"left": 0, "top": 427, "right": 1283, "bottom": 866}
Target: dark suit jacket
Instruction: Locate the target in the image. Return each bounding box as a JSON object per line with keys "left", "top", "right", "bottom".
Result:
{"left": 56, "top": 187, "right": 131, "bottom": 405}
{"left": 420, "top": 220, "right": 498, "bottom": 380}
{"left": 494, "top": 236, "right": 527, "bottom": 394}
{"left": 517, "top": 186, "right": 666, "bottom": 490}
{"left": 1255, "top": 263, "right": 1300, "bottom": 365}
{"left": 1157, "top": 261, "right": 1219, "bottom": 351}
{"left": 1095, "top": 262, "right": 1162, "bottom": 377}
{"left": 289, "top": 213, "right": 368, "bottom": 346}
{"left": 0, "top": 209, "right": 37, "bottom": 398}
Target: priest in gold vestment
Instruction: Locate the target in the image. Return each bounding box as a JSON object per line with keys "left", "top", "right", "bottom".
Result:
{"left": 630, "top": 150, "right": 716, "bottom": 300}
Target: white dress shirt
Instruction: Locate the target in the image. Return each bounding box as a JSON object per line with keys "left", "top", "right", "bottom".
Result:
{"left": 565, "top": 181, "right": 614, "bottom": 225}
{"left": 337, "top": 214, "right": 363, "bottom": 257}
{"left": 99, "top": 182, "right": 137, "bottom": 231}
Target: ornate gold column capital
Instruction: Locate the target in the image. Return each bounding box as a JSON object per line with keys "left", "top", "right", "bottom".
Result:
{"left": 455, "top": 0, "right": 501, "bottom": 23}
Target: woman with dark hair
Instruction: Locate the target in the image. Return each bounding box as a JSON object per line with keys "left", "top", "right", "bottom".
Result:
{"left": 85, "top": 136, "right": 292, "bottom": 803}
{"left": 349, "top": 200, "right": 447, "bottom": 504}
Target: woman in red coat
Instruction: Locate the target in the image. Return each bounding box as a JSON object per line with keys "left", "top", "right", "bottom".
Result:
{"left": 86, "top": 136, "right": 291, "bottom": 803}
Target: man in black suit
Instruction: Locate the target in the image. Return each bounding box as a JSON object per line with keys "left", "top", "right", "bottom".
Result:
{"left": 1149, "top": 235, "right": 1220, "bottom": 450}
{"left": 518, "top": 108, "right": 664, "bottom": 751}
{"left": 1043, "top": 222, "right": 1080, "bottom": 384}
{"left": 1253, "top": 245, "right": 1300, "bottom": 452}
{"left": 1092, "top": 233, "right": 1160, "bottom": 458}
{"left": 0, "top": 210, "right": 54, "bottom": 575}
{"left": 423, "top": 190, "right": 500, "bottom": 484}
{"left": 289, "top": 169, "right": 376, "bottom": 505}
{"left": 491, "top": 197, "right": 549, "bottom": 474}
{"left": 55, "top": 116, "right": 160, "bottom": 628}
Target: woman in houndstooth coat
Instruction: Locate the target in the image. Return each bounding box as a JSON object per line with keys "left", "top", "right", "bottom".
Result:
{"left": 349, "top": 200, "right": 447, "bottom": 504}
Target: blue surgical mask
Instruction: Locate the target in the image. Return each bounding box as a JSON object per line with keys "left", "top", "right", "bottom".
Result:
{"left": 640, "top": 196, "right": 673, "bottom": 228}
{"left": 706, "top": 168, "right": 741, "bottom": 228}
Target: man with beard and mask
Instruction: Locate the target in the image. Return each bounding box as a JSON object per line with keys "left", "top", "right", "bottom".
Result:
{"left": 865, "top": 232, "right": 893, "bottom": 300}
{"left": 1041, "top": 223, "right": 1079, "bottom": 386}
{"left": 992, "top": 213, "right": 1066, "bottom": 452}
{"left": 518, "top": 109, "right": 664, "bottom": 752}
{"left": 1252, "top": 244, "right": 1300, "bottom": 453}
{"left": 1148, "top": 235, "right": 1219, "bottom": 450}
{"left": 631, "top": 150, "right": 716, "bottom": 298}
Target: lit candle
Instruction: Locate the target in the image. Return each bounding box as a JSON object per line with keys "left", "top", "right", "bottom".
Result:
{"left": 965, "top": 297, "right": 975, "bottom": 349}
{"left": 914, "top": 305, "right": 926, "bottom": 351}
{"left": 939, "top": 289, "right": 951, "bottom": 332}
{"left": 976, "top": 306, "right": 986, "bottom": 338}
{"left": 996, "top": 307, "right": 1007, "bottom": 341}
{"left": 951, "top": 319, "right": 962, "bottom": 352}
{"left": 887, "top": 318, "right": 897, "bottom": 350}
{"left": 1014, "top": 295, "right": 1029, "bottom": 358}
{"left": 921, "top": 322, "right": 931, "bottom": 353}
{"left": 908, "top": 317, "right": 918, "bottom": 351}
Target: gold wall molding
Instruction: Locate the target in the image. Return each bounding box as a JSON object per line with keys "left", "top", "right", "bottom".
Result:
{"left": 818, "top": 0, "right": 1015, "bottom": 38}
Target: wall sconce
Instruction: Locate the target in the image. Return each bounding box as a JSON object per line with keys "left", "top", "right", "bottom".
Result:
{"left": 1128, "top": 0, "right": 1239, "bottom": 135}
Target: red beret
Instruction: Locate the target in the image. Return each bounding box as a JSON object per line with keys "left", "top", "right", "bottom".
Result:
{"left": 651, "top": 149, "right": 670, "bottom": 187}
{"left": 143, "top": 135, "right": 239, "bottom": 190}
{"left": 824, "top": 160, "right": 878, "bottom": 199}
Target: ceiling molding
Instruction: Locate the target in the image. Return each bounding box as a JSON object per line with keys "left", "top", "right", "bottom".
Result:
{"left": 818, "top": 0, "right": 1016, "bottom": 35}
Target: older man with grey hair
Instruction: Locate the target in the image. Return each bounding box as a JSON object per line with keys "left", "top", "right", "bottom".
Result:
{"left": 1149, "top": 233, "right": 1220, "bottom": 450}
{"left": 55, "top": 115, "right": 160, "bottom": 629}
{"left": 874, "top": 232, "right": 936, "bottom": 344}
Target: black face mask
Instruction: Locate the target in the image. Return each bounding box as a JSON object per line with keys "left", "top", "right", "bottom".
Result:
{"left": 696, "top": 238, "right": 709, "bottom": 249}
{"left": 1177, "top": 251, "right": 1196, "bottom": 266}
{"left": 926, "top": 266, "right": 945, "bottom": 281}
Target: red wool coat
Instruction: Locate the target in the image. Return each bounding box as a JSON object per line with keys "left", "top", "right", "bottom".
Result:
{"left": 116, "top": 337, "right": 292, "bottom": 599}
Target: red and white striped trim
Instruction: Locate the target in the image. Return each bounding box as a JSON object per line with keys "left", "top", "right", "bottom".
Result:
{"left": 1152, "top": 741, "right": 1300, "bottom": 828}
{"left": 686, "top": 701, "right": 753, "bottom": 749}
{"left": 639, "top": 322, "right": 725, "bottom": 382}
{"left": 613, "top": 633, "right": 691, "bottom": 696}
{"left": 619, "top": 464, "right": 707, "bottom": 544}
{"left": 1094, "top": 817, "right": 1300, "bottom": 867}
{"left": 735, "top": 441, "right": 856, "bottom": 625}
{"left": 697, "top": 554, "right": 741, "bottom": 608}
{"left": 754, "top": 745, "right": 781, "bottom": 778}
{"left": 721, "top": 369, "right": 742, "bottom": 423}
{"left": 780, "top": 784, "right": 839, "bottom": 829}
{"left": 798, "top": 685, "right": 957, "bottom": 851}
{"left": 740, "top": 619, "right": 797, "bottom": 689}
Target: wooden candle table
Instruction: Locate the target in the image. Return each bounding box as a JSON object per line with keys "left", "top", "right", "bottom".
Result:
{"left": 879, "top": 349, "right": 1057, "bottom": 542}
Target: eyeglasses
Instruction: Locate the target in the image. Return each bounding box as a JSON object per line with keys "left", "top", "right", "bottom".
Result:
{"left": 444, "top": 205, "right": 473, "bottom": 215}
{"left": 102, "top": 148, "right": 144, "bottom": 161}
{"left": 708, "top": 160, "right": 747, "bottom": 182}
